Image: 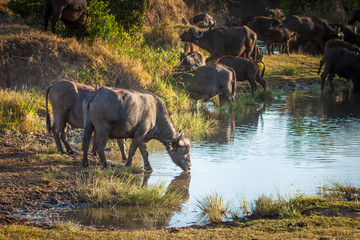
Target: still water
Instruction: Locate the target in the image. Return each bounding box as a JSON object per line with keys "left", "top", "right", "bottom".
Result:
{"left": 61, "top": 90, "right": 360, "bottom": 229}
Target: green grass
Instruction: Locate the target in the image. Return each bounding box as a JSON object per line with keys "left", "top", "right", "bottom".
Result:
{"left": 263, "top": 54, "right": 322, "bottom": 79}
{"left": 73, "top": 167, "right": 183, "bottom": 207}
{"left": 39, "top": 166, "right": 71, "bottom": 184}
{"left": 0, "top": 89, "right": 44, "bottom": 133}
{"left": 196, "top": 192, "right": 230, "bottom": 223}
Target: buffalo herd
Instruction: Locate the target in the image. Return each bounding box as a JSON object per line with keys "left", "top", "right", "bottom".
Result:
{"left": 44, "top": 7, "right": 360, "bottom": 169}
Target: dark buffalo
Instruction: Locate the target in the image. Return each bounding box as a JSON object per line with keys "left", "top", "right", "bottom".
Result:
{"left": 179, "top": 51, "right": 206, "bottom": 70}
{"left": 265, "top": 8, "right": 285, "bottom": 20}
{"left": 266, "top": 27, "right": 298, "bottom": 54}
{"left": 190, "top": 13, "right": 216, "bottom": 29}
{"left": 45, "top": 80, "right": 127, "bottom": 159}
{"left": 44, "top": 0, "right": 87, "bottom": 40}
{"left": 82, "top": 87, "right": 191, "bottom": 171}
{"left": 318, "top": 40, "right": 360, "bottom": 75}
{"left": 179, "top": 63, "right": 236, "bottom": 104}
{"left": 318, "top": 47, "right": 360, "bottom": 93}
{"left": 183, "top": 41, "right": 199, "bottom": 54}
{"left": 247, "top": 16, "right": 282, "bottom": 41}
{"left": 216, "top": 56, "right": 266, "bottom": 93}
{"left": 324, "top": 39, "right": 360, "bottom": 54}
{"left": 179, "top": 26, "right": 257, "bottom": 62}
{"left": 348, "top": 9, "right": 360, "bottom": 25}
{"left": 329, "top": 23, "right": 360, "bottom": 45}
{"left": 284, "top": 15, "right": 343, "bottom": 53}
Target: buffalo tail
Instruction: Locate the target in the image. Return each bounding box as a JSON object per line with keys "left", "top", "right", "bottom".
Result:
{"left": 82, "top": 91, "right": 97, "bottom": 135}
{"left": 318, "top": 58, "right": 324, "bottom": 75}
{"left": 257, "top": 60, "right": 266, "bottom": 77}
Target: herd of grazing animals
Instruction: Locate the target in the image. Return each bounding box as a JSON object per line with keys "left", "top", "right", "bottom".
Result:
{"left": 44, "top": 5, "right": 360, "bottom": 170}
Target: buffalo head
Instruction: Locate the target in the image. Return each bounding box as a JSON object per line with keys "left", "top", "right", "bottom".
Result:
{"left": 180, "top": 27, "right": 203, "bottom": 42}
{"left": 166, "top": 132, "right": 191, "bottom": 171}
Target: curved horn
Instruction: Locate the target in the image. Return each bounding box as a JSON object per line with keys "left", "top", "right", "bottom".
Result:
{"left": 190, "top": 27, "right": 201, "bottom": 39}
{"left": 173, "top": 131, "right": 184, "bottom": 143}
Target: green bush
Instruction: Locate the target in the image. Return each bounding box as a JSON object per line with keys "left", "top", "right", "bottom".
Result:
{"left": 104, "top": 0, "right": 146, "bottom": 32}
{"left": 86, "top": 0, "right": 129, "bottom": 44}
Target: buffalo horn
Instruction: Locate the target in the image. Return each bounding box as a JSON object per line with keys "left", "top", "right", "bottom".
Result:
{"left": 173, "top": 131, "right": 184, "bottom": 143}
{"left": 190, "top": 27, "right": 201, "bottom": 39}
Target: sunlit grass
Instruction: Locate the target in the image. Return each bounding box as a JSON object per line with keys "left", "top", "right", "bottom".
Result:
{"left": 263, "top": 54, "right": 322, "bottom": 79}
{"left": 0, "top": 89, "right": 44, "bottom": 133}
{"left": 73, "top": 167, "right": 183, "bottom": 207}
{"left": 196, "top": 192, "right": 230, "bottom": 223}
{"left": 318, "top": 179, "right": 360, "bottom": 201}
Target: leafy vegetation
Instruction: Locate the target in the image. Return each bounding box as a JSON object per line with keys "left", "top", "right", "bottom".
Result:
{"left": 281, "top": 0, "right": 359, "bottom": 22}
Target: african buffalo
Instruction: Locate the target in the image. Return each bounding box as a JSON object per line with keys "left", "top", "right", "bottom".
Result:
{"left": 179, "top": 26, "right": 257, "bottom": 62}
{"left": 348, "top": 9, "right": 360, "bottom": 25}
{"left": 216, "top": 56, "right": 266, "bottom": 93}
{"left": 329, "top": 23, "right": 360, "bottom": 45}
{"left": 178, "top": 63, "right": 236, "bottom": 104}
{"left": 318, "top": 47, "right": 360, "bottom": 93}
{"left": 266, "top": 27, "right": 298, "bottom": 55}
{"left": 44, "top": 0, "right": 87, "bottom": 40}
{"left": 247, "top": 16, "right": 282, "bottom": 41}
{"left": 45, "top": 80, "right": 127, "bottom": 160}
{"left": 82, "top": 87, "right": 191, "bottom": 171}
{"left": 190, "top": 13, "right": 216, "bottom": 29}
{"left": 324, "top": 39, "right": 360, "bottom": 54}
{"left": 266, "top": 8, "right": 285, "bottom": 20}
{"left": 179, "top": 51, "right": 206, "bottom": 70}
{"left": 284, "top": 15, "right": 343, "bottom": 53}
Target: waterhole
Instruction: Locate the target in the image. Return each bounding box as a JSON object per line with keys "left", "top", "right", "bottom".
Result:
{"left": 59, "top": 90, "right": 360, "bottom": 229}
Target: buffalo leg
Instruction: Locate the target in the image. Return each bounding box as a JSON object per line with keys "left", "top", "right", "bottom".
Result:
{"left": 51, "top": 7, "right": 65, "bottom": 34}
{"left": 320, "top": 69, "right": 330, "bottom": 93}
{"left": 125, "top": 136, "right": 146, "bottom": 168}
{"left": 82, "top": 124, "right": 94, "bottom": 167}
{"left": 117, "top": 139, "right": 128, "bottom": 161}
{"left": 327, "top": 73, "right": 336, "bottom": 93}
{"left": 60, "top": 130, "right": 74, "bottom": 154}
{"left": 139, "top": 143, "right": 152, "bottom": 171}
{"left": 93, "top": 131, "right": 111, "bottom": 168}
{"left": 51, "top": 115, "right": 67, "bottom": 153}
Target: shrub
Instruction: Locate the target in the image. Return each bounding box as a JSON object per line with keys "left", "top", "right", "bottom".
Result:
{"left": 86, "top": 0, "right": 129, "bottom": 45}
{"left": 103, "top": 0, "right": 146, "bottom": 32}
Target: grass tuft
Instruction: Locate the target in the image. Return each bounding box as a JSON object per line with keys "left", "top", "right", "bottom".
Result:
{"left": 0, "top": 89, "right": 44, "bottom": 133}
{"left": 73, "top": 167, "right": 183, "bottom": 207}
{"left": 318, "top": 179, "right": 360, "bottom": 201}
{"left": 196, "top": 192, "right": 230, "bottom": 223}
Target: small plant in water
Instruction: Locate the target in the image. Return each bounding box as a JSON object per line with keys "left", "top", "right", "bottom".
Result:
{"left": 196, "top": 192, "right": 230, "bottom": 223}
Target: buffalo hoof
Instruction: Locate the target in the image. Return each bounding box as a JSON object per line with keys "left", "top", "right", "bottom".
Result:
{"left": 82, "top": 161, "right": 89, "bottom": 167}
{"left": 144, "top": 165, "right": 153, "bottom": 172}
